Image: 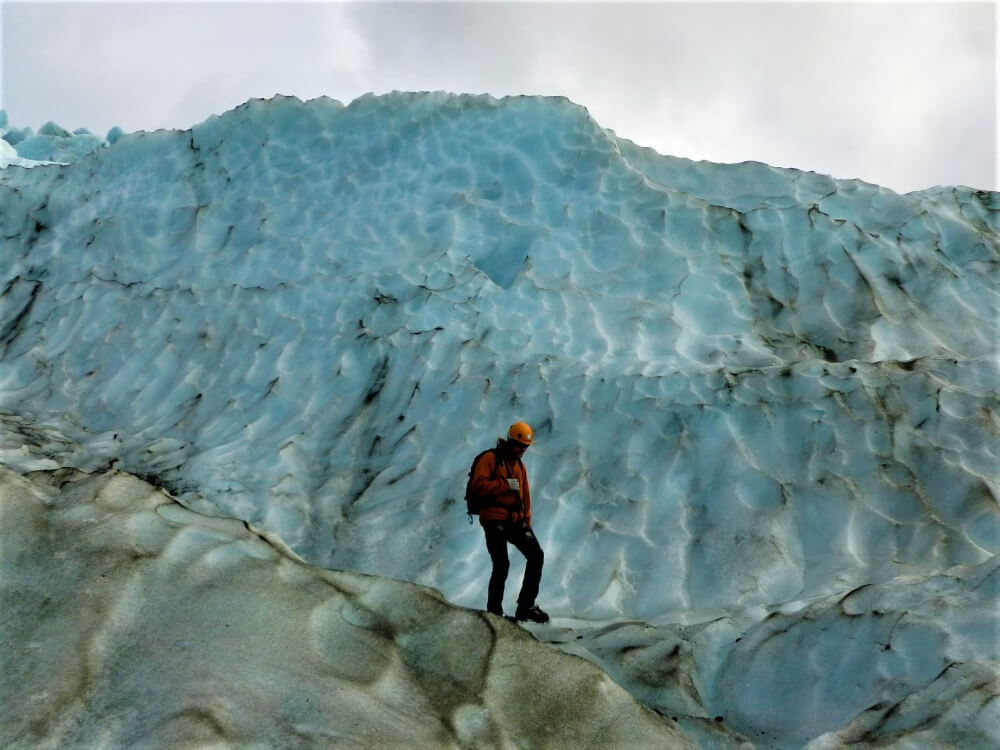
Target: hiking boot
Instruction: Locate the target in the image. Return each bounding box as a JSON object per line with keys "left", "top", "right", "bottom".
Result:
{"left": 487, "top": 604, "right": 503, "bottom": 617}
{"left": 515, "top": 604, "right": 550, "bottom": 623}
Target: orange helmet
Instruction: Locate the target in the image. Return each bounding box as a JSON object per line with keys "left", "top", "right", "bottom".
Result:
{"left": 507, "top": 421, "right": 534, "bottom": 446}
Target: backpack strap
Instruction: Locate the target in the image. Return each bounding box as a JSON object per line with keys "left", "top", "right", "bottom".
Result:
{"left": 507, "top": 456, "right": 526, "bottom": 519}
{"left": 478, "top": 449, "right": 501, "bottom": 481}
{"left": 496, "top": 453, "right": 527, "bottom": 520}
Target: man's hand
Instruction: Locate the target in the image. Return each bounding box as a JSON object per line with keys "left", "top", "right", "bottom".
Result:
{"left": 506, "top": 478, "right": 521, "bottom": 492}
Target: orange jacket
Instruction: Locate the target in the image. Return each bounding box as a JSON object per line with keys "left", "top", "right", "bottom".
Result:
{"left": 470, "top": 449, "right": 532, "bottom": 524}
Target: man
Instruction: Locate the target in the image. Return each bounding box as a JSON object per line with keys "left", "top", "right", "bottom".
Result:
{"left": 469, "top": 421, "right": 550, "bottom": 623}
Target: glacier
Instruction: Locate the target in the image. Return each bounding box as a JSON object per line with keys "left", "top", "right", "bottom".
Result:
{"left": 1, "top": 92, "right": 997, "bottom": 748}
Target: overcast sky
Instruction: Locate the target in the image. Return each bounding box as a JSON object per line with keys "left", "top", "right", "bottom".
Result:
{"left": 2, "top": 1, "right": 996, "bottom": 193}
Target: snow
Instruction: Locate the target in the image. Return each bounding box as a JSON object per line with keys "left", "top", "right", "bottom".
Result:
{"left": 1, "top": 93, "right": 997, "bottom": 748}
{"left": 0, "top": 137, "right": 49, "bottom": 169}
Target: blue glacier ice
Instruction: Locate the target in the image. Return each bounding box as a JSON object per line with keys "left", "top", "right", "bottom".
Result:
{"left": 1, "top": 93, "right": 997, "bottom": 748}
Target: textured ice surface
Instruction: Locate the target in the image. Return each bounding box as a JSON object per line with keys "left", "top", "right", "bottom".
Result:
{"left": 1, "top": 466, "right": 694, "bottom": 748}
{"left": 536, "top": 558, "right": 999, "bottom": 748}
{"left": 0, "top": 93, "right": 997, "bottom": 747}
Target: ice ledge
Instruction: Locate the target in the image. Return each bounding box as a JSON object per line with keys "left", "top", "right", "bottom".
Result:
{"left": 0, "top": 463, "right": 696, "bottom": 749}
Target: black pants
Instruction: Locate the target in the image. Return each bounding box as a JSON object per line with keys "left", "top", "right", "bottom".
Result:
{"left": 483, "top": 520, "right": 544, "bottom": 612}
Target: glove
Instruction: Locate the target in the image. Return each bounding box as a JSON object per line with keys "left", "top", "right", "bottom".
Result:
{"left": 506, "top": 478, "right": 521, "bottom": 492}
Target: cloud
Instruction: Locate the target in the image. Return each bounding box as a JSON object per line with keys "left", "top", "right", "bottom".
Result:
{"left": 1, "top": 3, "right": 372, "bottom": 132}
{"left": 498, "top": 2, "right": 995, "bottom": 192}
{"left": 2, "top": 1, "right": 994, "bottom": 192}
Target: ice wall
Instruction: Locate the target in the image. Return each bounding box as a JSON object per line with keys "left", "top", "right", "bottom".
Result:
{"left": 0, "top": 93, "right": 996, "bottom": 623}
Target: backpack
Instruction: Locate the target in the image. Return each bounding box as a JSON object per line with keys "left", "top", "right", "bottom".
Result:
{"left": 465, "top": 449, "right": 499, "bottom": 522}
